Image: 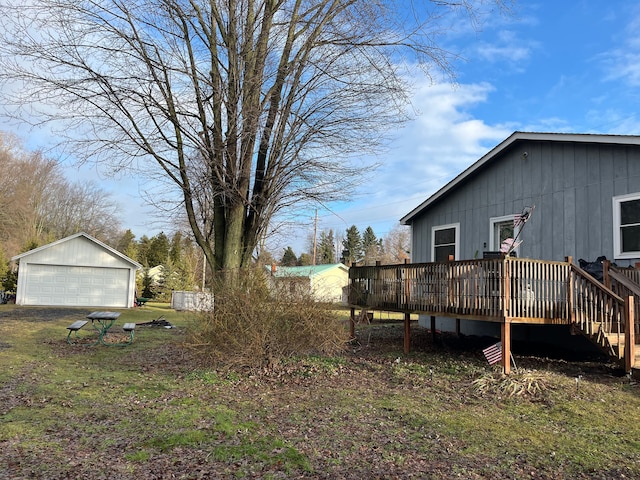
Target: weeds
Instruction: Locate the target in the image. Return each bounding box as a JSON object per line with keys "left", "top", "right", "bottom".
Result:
{"left": 472, "top": 370, "right": 550, "bottom": 398}
{"left": 187, "top": 268, "right": 349, "bottom": 369}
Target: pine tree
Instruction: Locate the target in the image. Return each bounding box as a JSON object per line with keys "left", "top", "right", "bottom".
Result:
{"left": 116, "top": 229, "right": 137, "bottom": 259}
{"left": 147, "top": 232, "right": 170, "bottom": 266}
{"left": 281, "top": 246, "right": 297, "bottom": 266}
{"left": 317, "top": 230, "right": 336, "bottom": 264}
{"left": 341, "top": 225, "right": 362, "bottom": 265}
{"left": 298, "top": 252, "right": 313, "bottom": 266}
{"left": 362, "top": 226, "right": 383, "bottom": 265}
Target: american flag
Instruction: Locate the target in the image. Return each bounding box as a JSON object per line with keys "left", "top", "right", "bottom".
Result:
{"left": 514, "top": 205, "right": 535, "bottom": 227}
{"left": 482, "top": 342, "right": 502, "bottom": 365}
{"left": 513, "top": 214, "right": 524, "bottom": 227}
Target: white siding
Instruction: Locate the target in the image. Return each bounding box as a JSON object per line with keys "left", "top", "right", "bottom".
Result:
{"left": 22, "top": 264, "right": 130, "bottom": 307}
{"left": 13, "top": 233, "right": 140, "bottom": 308}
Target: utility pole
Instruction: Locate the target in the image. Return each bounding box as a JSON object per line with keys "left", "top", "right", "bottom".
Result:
{"left": 312, "top": 209, "right": 318, "bottom": 265}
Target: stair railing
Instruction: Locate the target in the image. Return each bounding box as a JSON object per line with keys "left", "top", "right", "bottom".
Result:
{"left": 569, "top": 263, "right": 625, "bottom": 358}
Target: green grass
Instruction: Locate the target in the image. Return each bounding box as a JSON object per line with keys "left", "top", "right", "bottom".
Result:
{"left": 2, "top": 304, "right": 640, "bottom": 478}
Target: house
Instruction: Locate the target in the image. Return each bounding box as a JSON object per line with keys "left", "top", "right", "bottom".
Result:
{"left": 399, "top": 131, "right": 640, "bottom": 340}
{"left": 11, "top": 232, "right": 141, "bottom": 308}
{"left": 267, "top": 263, "right": 349, "bottom": 303}
{"left": 402, "top": 131, "right": 640, "bottom": 266}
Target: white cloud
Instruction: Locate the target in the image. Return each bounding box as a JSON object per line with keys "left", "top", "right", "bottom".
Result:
{"left": 474, "top": 30, "right": 534, "bottom": 64}
{"left": 297, "top": 79, "right": 512, "bottom": 251}
{"left": 599, "top": 6, "right": 640, "bottom": 87}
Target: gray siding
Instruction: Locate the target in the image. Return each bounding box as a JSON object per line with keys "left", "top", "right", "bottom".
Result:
{"left": 409, "top": 140, "right": 640, "bottom": 266}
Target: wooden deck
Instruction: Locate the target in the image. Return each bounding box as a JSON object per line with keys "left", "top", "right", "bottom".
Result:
{"left": 347, "top": 256, "right": 638, "bottom": 374}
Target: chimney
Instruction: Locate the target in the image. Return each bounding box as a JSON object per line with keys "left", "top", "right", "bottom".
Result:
{"left": 271, "top": 263, "right": 277, "bottom": 276}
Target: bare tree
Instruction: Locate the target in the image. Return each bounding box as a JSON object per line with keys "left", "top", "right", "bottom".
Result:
{"left": 381, "top": 223, "right": 411, "bottom": 265}
{"left": 0, "top": 133, "right": 63, "bottom": 253}
{"left": 43, "top": 180, "right": 122, "bottom": 242}
{"left": 0, "top": 132, "right": 122, "bottom": 255}
{"left": 0, "top": 0, "right": 510, "bottom": 273}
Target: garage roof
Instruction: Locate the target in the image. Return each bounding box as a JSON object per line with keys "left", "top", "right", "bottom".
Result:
{"left": 11, "top": 232, "right": 142, "bottom": 268}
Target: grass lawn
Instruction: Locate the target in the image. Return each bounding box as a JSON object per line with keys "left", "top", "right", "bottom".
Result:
{"left": 1, "top": 303, "right": 640, "bottom": 479}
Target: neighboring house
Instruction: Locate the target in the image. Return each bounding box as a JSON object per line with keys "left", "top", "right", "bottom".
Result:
{"left": 11, "top": 232, "right": 141, "bottom": 308}
{"left": 400, "top": 131, "right": 640, "bottom": 341}
{"left": 145, "top": 265, "right": 165, "bottom": 286}
{"left": 267, "top": 263, "right": 349, "bottom": 304}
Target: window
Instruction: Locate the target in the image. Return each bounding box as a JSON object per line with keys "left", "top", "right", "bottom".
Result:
{"left": 613, "top": 193, "right": 640, "bottom": 259}
{"left": 432, "top": 223, "right": 459, "bottom": 262}
{"left": 490, "top": 215, "right": 521, "bottom": 254}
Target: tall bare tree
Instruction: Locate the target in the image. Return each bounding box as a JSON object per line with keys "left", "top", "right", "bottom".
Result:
{"left": 382, "top": 223, "right": 410, "bottom": 264}
{"left": 0, "top": 132, "right": 122, "bottom": 256}
{"left": 0, "top": 0, "right": 510, "bottom": 273}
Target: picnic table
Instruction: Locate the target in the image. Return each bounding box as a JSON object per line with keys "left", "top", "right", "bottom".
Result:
{"left": 66, "top": 311, "right": 136, "bottom": 346}
{"left": 87, "top": 311, "right": 121, "bottom": 345}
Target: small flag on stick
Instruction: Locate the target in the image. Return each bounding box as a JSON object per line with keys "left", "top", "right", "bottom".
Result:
{"left": 482, "top": 342, "right": 502, "bottom": 365}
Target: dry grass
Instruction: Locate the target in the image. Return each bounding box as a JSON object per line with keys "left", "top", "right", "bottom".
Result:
{"left": 186, "top": 269, "right": 349, "bottom": 369}
{"left": 3, "top": 305, "right": 640, "bottom": 479}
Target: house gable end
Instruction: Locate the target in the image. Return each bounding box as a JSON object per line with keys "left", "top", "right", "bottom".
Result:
{"left": 11, "top": 232, "right": 141, "bottom": 269}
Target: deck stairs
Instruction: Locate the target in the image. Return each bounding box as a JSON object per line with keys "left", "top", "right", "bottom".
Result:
{"left": 570, "top": 264, "right": 640, "bottom": 370}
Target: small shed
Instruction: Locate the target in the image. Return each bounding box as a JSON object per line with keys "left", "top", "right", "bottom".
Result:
{"left": 171, "top": 291, "right": 214, "bottom": 311}
{"left": 11, "top": 232, "right": 141, "bottom": 308}
{"left": 267, "top": 263, "right": 349, "bottom": 303}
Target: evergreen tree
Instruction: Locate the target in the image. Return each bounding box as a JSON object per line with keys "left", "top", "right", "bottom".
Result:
{"left": 362, "top": 226, "right": 383, "bottom": 265}
{"left": 140, "top": 268, "right": 154, "bottom": 298}
{"left": 169, "top": 231, "right": 183, "bottom": 264}
{"left": 147, "top": 232, "right": 170, "bottom": 266}
{"left": 341, "top": 225, "right": 362, "bottom": 265}
{"left": 281, "top": 246, "right": 297, "bottom": 266}
{"left": 317, "top": 230, "right": 336, "bottom": 264}
{"left": 116, "top": 229, "right": 136, "bottom": 258}
{"left": 137, "top": 235, "right": 151, "bottom": 267}
{"left": 298, "top": 252, "right": 313, "bottom": 266}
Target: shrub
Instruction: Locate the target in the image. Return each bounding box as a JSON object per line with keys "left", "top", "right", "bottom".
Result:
{"left": 187, "top": 268, "right": 348, "bottom": 369}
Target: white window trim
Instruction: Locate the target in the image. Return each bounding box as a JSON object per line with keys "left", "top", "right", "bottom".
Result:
{"left": 613, "top": 192, "right": 640, "bottom": 260}
{"left": 431, "top": 223, "right": 460, "bottom": 262}
{"left": 489, "top": 215, "right": 522, "bottom": 255}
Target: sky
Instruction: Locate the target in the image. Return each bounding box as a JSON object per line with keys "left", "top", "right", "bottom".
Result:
{"left": 293, "top": 0, "right": 640, "bottom": 256}
{"left": 4, "top": 1, "right": 640, "bottom": 256}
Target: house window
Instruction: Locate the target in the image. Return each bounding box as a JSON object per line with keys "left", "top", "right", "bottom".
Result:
{"left": 432, "top": 223, "right": 459, "bottom": 262}
{"left": 490, "top": 215, "right": 521, "bottom": 254}
{"left": 613, "top": 193, "right": 640, "bottom": 259}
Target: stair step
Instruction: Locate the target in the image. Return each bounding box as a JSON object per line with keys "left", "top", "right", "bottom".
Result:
{"left": 605, "top": 333, "right": 625, "bottom": 345}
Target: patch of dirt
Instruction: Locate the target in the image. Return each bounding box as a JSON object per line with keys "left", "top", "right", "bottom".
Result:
{"left": 0, "top": 307, "right": 93, "bottom": 322}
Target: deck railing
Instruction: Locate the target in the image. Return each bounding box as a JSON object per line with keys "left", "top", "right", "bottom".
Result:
{"left": 605, "top": 265, "right": 640, "bottom": 341}
{"left": 349, "top": 257, "right": 626, "bottom": 333}
{"left": 571, "top": 264, "right": 625, "bottom": 353}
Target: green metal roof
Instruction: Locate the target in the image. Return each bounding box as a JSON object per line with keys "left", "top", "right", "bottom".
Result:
{"left": 266, "top": 263, "right": 347, "bottom": 278}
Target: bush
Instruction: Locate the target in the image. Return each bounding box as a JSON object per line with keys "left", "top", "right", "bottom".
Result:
{"left": 187, "top": 268, "right": 349, "bottom": 369}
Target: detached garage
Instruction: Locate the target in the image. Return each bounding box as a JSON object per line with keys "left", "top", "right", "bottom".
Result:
{"left": 11, "top": 232, "right": 141, "bottom": 308}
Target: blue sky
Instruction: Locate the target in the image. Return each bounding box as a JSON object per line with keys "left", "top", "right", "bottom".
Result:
{"left": 4, "top": 1, "right": 640, "bottom": 255}
{"left": 285, "top": 1, "right": 640, "bottom": 255}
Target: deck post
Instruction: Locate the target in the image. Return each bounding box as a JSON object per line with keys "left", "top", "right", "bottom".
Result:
{"left": 404, "top": 312, "right": 411, "bottom": 354}
{"left": 603, "top": 260, "right": 611, "bottom": 290}
{"left": 431, "top": 316, "right": 436, "bottom": 343}
{"left": 455, "top": 318, "right": 461, "bottom": 337}
{"left": 625, "top": 295, "right": 635, "bottom": 373}
{"left": 501, "top": 320, "right": 512, "bottom": 375}
{"left": 404, "top": 258, "right": 411, "bottom": 308}
{"left": 565, "top": 256, "right": 575, "bottom": 326}
{"left": 349, "top": 307, "right": 355, "bottom": 339}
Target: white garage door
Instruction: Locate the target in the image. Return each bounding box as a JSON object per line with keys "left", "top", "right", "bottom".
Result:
{"left": 24, "top": 264, "right": 130, "bottom": 307}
